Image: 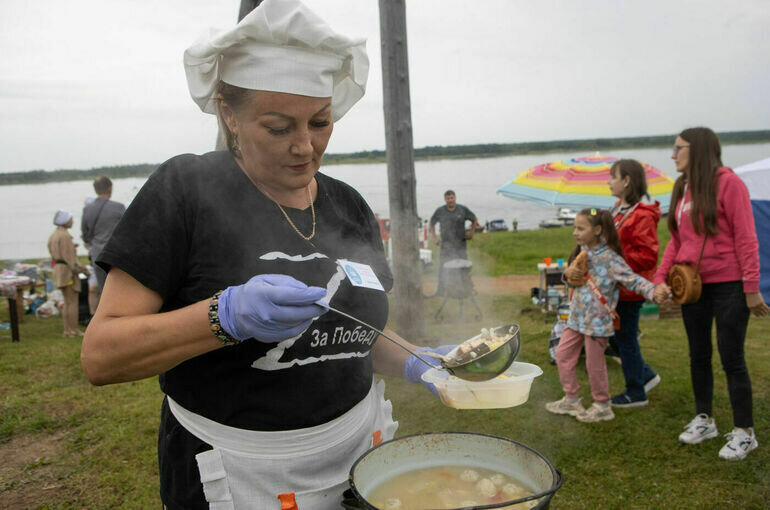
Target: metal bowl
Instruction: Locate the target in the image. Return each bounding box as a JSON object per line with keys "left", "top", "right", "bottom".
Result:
{"left": 442, "top": 323, "right": 521, "bottom": 382}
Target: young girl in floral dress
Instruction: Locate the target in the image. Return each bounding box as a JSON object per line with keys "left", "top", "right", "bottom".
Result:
{"left": 546, "top": 208, "right": 657, "bottom": 422}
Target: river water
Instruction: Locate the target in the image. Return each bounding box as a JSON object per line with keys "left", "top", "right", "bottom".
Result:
{"left": 2, "top": 143, "right": 768, "bottom": 260}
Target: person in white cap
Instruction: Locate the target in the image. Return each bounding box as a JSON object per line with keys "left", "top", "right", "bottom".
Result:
{"left": 80, "top": 1, "right": 453, "bottom": 508}
{"left": 47, "top": 210, "right": 88, "bottom": 337}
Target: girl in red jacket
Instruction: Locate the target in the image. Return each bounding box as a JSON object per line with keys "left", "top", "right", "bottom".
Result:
{"left": 654, "top": 127, "right": 769, "bottom": 461}
{"left": 606, "top": 159, "right": 661, "bottom": 408}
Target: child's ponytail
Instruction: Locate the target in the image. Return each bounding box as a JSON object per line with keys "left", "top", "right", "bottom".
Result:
{"left": 597, "top": 209, "right": 624, "bottom": 257}
{"left": 567, "top": 244, "right": 581, "bottom": 265}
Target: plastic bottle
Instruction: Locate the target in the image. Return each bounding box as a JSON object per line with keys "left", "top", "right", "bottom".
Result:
{"left": 547, "top": 285, "right": 559, "bottom": 308}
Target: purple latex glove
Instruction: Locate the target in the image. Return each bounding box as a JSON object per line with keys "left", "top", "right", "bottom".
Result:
{"left": 218, "top": 274, "right": 327, "bottom": 343}
{"left": 404, "top": 345, "right": 458, "bottom": 396}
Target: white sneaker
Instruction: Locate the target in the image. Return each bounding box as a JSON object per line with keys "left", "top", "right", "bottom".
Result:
{"left": 545, "top": 396, "right": 585, "bottom": 416}
{"left": 576, "top": 402, "right": 615, "bottom": 423}
{"left": 718, "top": 429, "right": 758, "bottom": 461}
{"left": 644, "top": 374, "right": 661, "bottom": 393}
{"left": 679, "top": 414, "right": 718, "bottom": 444}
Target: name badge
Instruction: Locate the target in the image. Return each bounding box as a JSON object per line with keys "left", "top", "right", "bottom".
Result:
{"left": 338, "top": 259, "right": 385, "bottom": 291}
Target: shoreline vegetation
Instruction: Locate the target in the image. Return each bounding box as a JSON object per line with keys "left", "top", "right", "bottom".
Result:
{"left": 2, "top": 129, "right": 769, "bottom": 186}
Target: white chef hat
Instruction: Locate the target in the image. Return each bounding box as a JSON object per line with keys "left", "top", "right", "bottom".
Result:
{"left": 183, "top": 0, "right": 368, "bottom": 121}
{"left": 53, "top": 210, "right": 73, "bottom": 226}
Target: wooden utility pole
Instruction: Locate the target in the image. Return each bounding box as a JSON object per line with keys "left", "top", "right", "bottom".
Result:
{"left": 217, "top": 0, "right": 263, "bottom": 151}
{"left": 378, "top": 0, "right": 424, "bottom": 338}
{"left": 238, "top": 0, "right": 261, "bottom": 21}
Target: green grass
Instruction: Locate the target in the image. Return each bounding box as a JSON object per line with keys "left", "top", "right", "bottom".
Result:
{"left": 465, "top": 223, "right": 672, "bottom": 276}
{"left": 2, "top": 235, "right": 769, "bottom": 508}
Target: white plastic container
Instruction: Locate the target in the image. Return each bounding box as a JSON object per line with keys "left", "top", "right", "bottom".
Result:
{"left": 421, "top": 362, "right": 543, "bottom": 409}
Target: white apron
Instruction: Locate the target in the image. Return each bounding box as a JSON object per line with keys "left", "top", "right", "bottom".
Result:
{"left": 167, "top": 379, "right": 398, "bottom": 510}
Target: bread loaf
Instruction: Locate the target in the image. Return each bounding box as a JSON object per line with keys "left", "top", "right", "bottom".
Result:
{"left": 567, "top": 250, "right": 588, "bottom": 286}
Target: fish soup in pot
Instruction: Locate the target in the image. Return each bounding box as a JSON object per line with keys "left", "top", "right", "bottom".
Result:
{"left": 366, "top": 465, "right": 537, "bottom": 509}
{"left": 347, "top": 432, "right": 561, "bottom": 510}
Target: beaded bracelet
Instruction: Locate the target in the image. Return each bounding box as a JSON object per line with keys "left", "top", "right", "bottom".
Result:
{"left": 208, "top": 290, "right": 240, "bottom": 345}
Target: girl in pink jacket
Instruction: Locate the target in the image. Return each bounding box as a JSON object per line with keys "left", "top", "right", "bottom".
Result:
{"left": 654, "top": 127, "right": 769, "bottom": 461}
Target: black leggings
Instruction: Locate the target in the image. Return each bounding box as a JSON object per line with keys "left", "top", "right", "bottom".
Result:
{"left": 681, "top": 281, "right": 753, "bottom": 428}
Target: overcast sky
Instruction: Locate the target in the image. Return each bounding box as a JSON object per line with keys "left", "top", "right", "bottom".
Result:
{"left": 1, "top": 0, "right": 768, "bottom": 173}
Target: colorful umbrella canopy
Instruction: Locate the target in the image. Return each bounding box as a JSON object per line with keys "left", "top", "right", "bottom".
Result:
{"left": 497, "top": 153, "right": 674, "bottom": 214}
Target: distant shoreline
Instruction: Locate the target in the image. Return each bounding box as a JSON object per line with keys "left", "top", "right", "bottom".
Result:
{"left": 2, "top": 129, "right": 768, "bottom": 186}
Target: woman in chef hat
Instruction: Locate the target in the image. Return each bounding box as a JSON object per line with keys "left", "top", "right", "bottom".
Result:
{"left": 48, "top": 209, "right": 88, "bottom": 337}
{"left": 81, "top": 1, "right": 452, "bottom": 508}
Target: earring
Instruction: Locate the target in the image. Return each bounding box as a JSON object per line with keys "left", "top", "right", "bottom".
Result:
{"left": 232, "top": 134, "right": 241, "bottom": 157}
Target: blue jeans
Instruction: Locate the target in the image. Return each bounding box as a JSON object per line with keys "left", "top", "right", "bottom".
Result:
{"left": 609, "top": 300, "right": 656, "bottom": 400}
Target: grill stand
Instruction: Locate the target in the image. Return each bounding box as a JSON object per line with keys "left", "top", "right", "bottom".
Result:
{"left": 434, "top": 293, "right": 483, "bottom": 322}
{"left": 434, "top": 259, "right": 483, "bottom": 322}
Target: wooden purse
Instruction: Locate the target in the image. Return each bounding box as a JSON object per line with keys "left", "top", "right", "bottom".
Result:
{"left": 667, "top": 237, "right": 707, "bottom": 304}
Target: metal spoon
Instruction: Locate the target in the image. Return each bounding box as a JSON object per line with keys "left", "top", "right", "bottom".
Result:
{"left": 319, "top": 302, "right": 520, "bottom": 382}
{"left": 318, "top": 302, "right": 447, "bottom": 374}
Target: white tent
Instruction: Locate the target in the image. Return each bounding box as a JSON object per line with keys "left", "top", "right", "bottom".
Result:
{"left": 734, "top": 157, "right": 770, "bottom": 303}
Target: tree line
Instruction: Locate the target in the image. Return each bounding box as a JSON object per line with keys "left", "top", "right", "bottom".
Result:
{"left": 3, "top": 130, "right": 768, "bottom": 185}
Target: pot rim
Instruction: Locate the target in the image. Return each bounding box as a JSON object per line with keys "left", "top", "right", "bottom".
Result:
{"left": 347, "top": 431, "right": 563, "bottom": 510}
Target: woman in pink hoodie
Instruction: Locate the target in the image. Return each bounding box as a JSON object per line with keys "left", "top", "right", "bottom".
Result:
{"left": 654, "top": 127, "right": 769, "bottom": 461}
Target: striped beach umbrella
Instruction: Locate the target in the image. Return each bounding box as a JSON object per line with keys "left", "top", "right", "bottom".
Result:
{"left": 497, "top": 153, "right": 674, "bottom": 214}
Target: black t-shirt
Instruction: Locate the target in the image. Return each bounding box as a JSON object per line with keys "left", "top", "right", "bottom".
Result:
{"left": 430, "top": 204, "right": 476, "bottom": 250}
{"left": 99, "top": 151, "right": 392, "bottom": 431}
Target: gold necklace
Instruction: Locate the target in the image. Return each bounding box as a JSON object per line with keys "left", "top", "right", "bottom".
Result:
{"left": 260, "top": 183, "right": 316, "bottom": 242}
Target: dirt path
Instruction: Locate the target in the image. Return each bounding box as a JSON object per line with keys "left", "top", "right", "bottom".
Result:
{"left": 421, "top": 274, "right": 539, "bottom": 296}
{"left": 0, "top": 432, "right": 68, "bottom": 509}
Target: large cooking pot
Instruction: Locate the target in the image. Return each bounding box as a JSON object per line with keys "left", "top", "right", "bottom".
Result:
{"left": 343, "top": 432, "right": 561, "bottom": 509}
{"left": 443, "top": 259, "right": 475, "bottom": 299}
